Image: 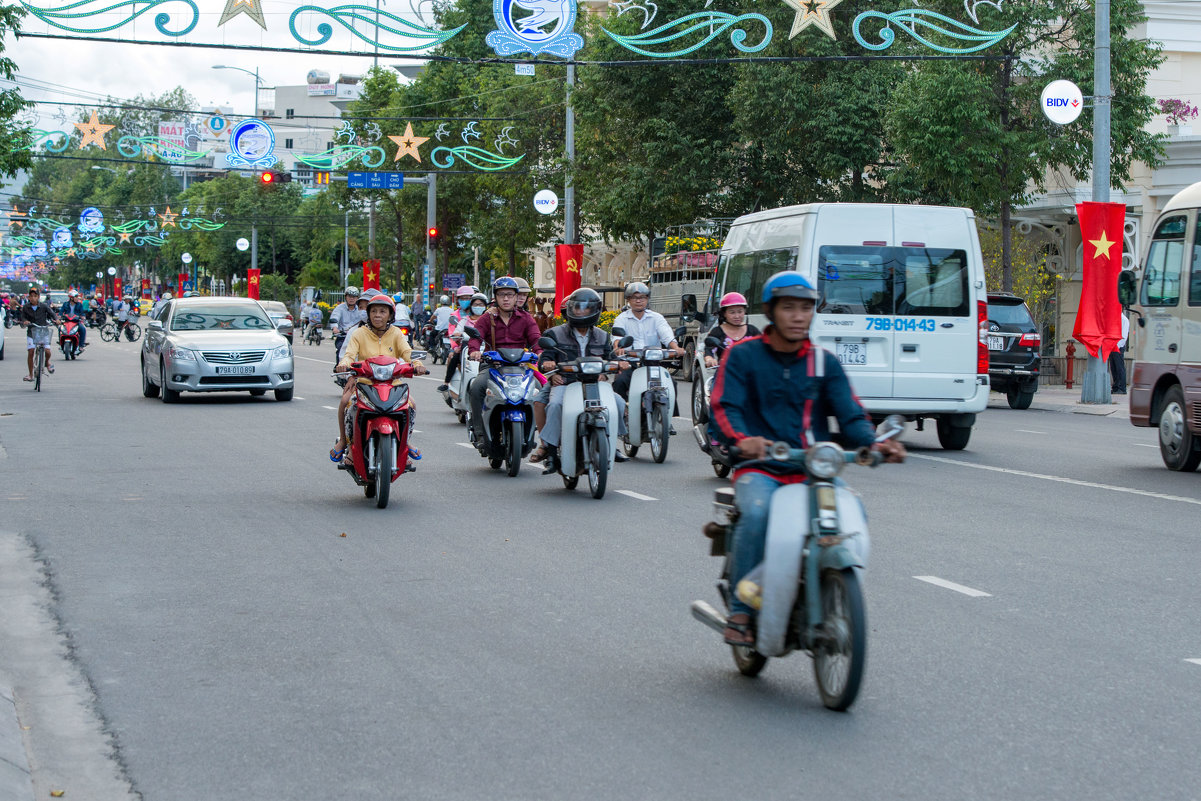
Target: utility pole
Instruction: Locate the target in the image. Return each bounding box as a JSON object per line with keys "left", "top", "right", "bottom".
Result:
{"left": 251, "top": 224, "right": 258, "bottom": 275}
{"left": 564, "top": 64, "right": 576, "bottom": 245}
{"left": 343, "top": 209, "right": 349, "bottom": 285}
{"left": 426, "top": 173, "right": 436, "bottom": 288}
{"left": 1081, "top": 0, "right": 1112, "bottom": 404}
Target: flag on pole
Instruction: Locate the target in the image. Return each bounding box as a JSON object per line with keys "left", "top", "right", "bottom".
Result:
{"left": 554, "top": 244, "right": 583, "bottom": 319}
{"left": 114, "top": 277, "right": 123, "bottom": 298}
{"left": 247, "top": 268, "right": 261, "bottom": 299}
{"left": 362, "top": 260, "right": 381, "bottom": 290}
{"left": 1072, "top": 201, "right": 1126, "bottom": 361}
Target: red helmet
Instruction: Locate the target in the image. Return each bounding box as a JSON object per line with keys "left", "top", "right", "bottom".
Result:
{"left": 366, "top": 293, "right": 396, "bottom": 323}
{"left": 719, "top": 292, "right": 748, "bottom": 308}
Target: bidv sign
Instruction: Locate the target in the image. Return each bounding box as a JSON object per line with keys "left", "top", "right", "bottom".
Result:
{"left": 534, "top": 189, "right": 559, "bottom": 215}
{"left": 1041, "top": 80, "right": 1084, "bottom": 125}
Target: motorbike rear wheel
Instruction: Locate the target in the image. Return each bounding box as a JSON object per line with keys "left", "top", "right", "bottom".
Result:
{"left": 713, "top": 461, "right": 731, "bottom": 478}
{"left": 812, "top": 568, "right": 867, "bottom": 711}
{"left": 506, "top": 419, "right": 523, "bottom": 477}
{"left": 374, "top": 434, "right": 393, "bottom": 509}
{"left": 562, "top": 474, "right": 578, "bottom": 491}
{"left": 587, "top": 428, "right": 608, "bottom": 499}
{"left": 650, "top": 404, "right": 669, "bottom": 463}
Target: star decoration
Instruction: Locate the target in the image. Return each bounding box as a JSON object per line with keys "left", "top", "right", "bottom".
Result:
{"left": 84, "top": 240, "right": 97, "bottom": 252}
{"left": 74, "top": 110, "right": 115, "bottom": 150}
{"left": 66, "top": 248, "right": 77, "bottom": 257}
{"left": 118, "top": 232, "right": 131, "bottom": 243}
{"left": 389, "top": 123, "right": 429, "bottom": 163}
{"left": 159, "top": 206, "right": 179, "bottom": 228}
{"left": 1089, "top": 229, "right": 1118, "bottom": 260}
{"left": 782, "top": 0, "right": 843, "bottom": 39}
{"left": 366, "top": 270, "right": 377, "bottom": 283}
{"left": 218, "top": 0, "right": 267, "bottom": 29}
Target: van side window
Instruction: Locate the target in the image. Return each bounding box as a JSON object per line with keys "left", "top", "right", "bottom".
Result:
{"left": 1141, "top": 214, "right": 1187, "bottom": 307}
{"left": 1191, "top": 214, "right": 1201, "bottom": 306}
{"left": 897, "top": 249, "right": 970, "bottom": 317}
{"left": 817, "top": 246, "right": 892, "bottom": 315}
{"left": 725, "top": 248, "right": 798, "bottom": 315}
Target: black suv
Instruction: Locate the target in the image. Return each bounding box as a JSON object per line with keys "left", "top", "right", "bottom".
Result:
{"left": 987, "top": 293, "right": 1041, "bottom": 409}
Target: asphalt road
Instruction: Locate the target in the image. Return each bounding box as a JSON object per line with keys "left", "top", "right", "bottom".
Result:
{"left": 2, "top": 334, "right": 1200, "bottom": 800}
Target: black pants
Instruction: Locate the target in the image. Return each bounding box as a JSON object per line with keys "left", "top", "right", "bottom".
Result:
{"left": 444, "top": 350, "right": 462, "bottom": 384}
{"left": 1108, "top": 348, "right": 1127, "bottom": 393}
{"left": 467, "top": 372, "right": 489, "bottom": 443}
{"left": 613, "top": 366, "right": 680, "bottom": 417}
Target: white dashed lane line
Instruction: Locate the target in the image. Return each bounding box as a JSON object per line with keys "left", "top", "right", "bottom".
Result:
{"left": 913, "top": 576, "right": 992, "bottom": 597}
{"left": 1015, "top": 429, "right": 1047, "bottom": 434}
{"left": 616, "top": 490, "right": 658, "bottom": 501}
{"left": 322, "top": 405, "right": 337, "bottom": 410}
{"left": 1186, "top": 659, "right": 1201, "bottom": 666}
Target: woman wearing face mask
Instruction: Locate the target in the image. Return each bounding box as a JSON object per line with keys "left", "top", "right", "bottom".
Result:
{"left": 439, "top": 290, "right": 488, "bottom": 390}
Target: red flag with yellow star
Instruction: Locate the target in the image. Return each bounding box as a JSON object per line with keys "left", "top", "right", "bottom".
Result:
{"left": 554, "top": 244, "right": 583, "bottom": 318}
{"left": 247, "top": 268, "right": 260, "bottom": 300}
{"left": 362, "top": 260, "right": 381, "bottom": 291}
{"left": 1072, "top": 201, "right": 1126, "bottom": 361}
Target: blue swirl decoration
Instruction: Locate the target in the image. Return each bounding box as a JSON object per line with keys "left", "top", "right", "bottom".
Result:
{"left": 24, "top": 129, "right": 70, "bottom": 153}
{"left": 295, "top": 144, "right": 387, "bottom": 169}
{"left": 290, "top": 4, "right": 466, "bottom": 52}
{"left": 852, "top": 9, "right": 1016, "bottom": 54}
{"left": 430, "top": 146, "right": 525, "bottom": 171}
{"left": 18, "top": 0, "right": 199, "bottom": 36}
{"left": 603, "top": 11, "right": 772, "bottom": 57}
{"left": 117, "top": 135, "right": 210, "bottom": 163}
{"left": 486, "top": 0, "right": 584, "bottom": 58}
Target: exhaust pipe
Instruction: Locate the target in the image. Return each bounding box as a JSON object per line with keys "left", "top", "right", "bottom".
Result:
{"left": 690, "top": 600, "right": 727, "bottom": 633}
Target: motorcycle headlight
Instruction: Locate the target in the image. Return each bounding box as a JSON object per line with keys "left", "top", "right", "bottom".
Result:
{"left": 370, "top": 362, "right": 396, "bottom": 381}
{"left": 804, "top": 442, "right": 846, "bottom": 479}
{"left": 167, "top": 345, "right": 196, "bottom": 361}
{"left": 643, "top": 348, "right": 665, "bottom": 361}
{"left": 270, "top": 344, "right": 291, "bottom": 360}
{"left": 579, "top": 361, "right": 603, "bottom": 375}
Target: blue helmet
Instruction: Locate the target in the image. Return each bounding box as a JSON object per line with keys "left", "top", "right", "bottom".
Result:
{"left": 392, "top": 293, "right": 405, "bottom": 303}
{"left": 761, "top": 271, "right": 819, "bottom": 305}
{"left": 492, "top": 276, "right": 519, "bottom": 293}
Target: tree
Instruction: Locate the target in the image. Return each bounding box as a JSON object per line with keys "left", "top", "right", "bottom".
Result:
{"left": 884, "top": 0, "right": 1163, "bottom": 291}
{"left": 0, "top": 5, "right": 32, "bottom": 177}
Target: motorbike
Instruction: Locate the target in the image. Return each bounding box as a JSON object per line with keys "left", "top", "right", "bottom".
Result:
{"left": 86, "top": 308, "right": 107, "bottom": 329}
{"left": 305, "top": 322, "right": 323, "bottom": 346}
{"left": 467, "top": 339, "right": 541, "bottom": 477}
{"left": 332, "top": 352, "right": 426, "bottom": 509}
{"left": 692, "top": 334, "right": 734, "bottom": 477}
{"left": 58, "top": 314, "right": 83, "bottom": 360}
{"left": 537, "top": 334, "right": 632, "bottom": 499}
{"left": 439, "top": 328, "right": 478, "bottom": 425}
{"left": 690, "top": 415, "right": 904, "bottom": 711}
{"left": 612, "top": 326, "right": 683, "bottom": 463}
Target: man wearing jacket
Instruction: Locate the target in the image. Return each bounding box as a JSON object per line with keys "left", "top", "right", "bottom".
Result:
{"left": 710, "top": 271, "right": 905, "bottom": 647}
{"left": 59, "top": 290, "right": 87, "bottom": 350}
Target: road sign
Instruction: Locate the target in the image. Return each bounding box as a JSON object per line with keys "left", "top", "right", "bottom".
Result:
{"left": 443, "top": 273, "right": 465, "bottom": 290}
{"left": 515, "top": 64, "right": 535, "bottom": 76}
{"left": 1041, "top": 80, "right": 1084, "bottom": 125}
{"left": 348, "top": 172, "right": 404, "bottom": 189}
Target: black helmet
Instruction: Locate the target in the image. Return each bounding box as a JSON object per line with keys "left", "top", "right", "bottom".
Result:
{"left": 563, "top": 287, "right": 602, "bottom": 329}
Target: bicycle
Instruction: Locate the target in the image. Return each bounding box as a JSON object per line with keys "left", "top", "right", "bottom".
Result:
{"left": 29, "top": 324, "right": 51, "bottom": 391}
{"left": 101, "top": 320, "right": 141, "bottom": 342}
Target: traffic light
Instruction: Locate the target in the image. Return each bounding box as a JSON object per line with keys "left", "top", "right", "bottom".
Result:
{"left": 315, "top": 171, "right": 330, "bottom": 185}
{"left": 426, "top": 226, "right": 439, "bottom": 248}
{"left": 257, "top": 170, "right": 292, "bottom": 185}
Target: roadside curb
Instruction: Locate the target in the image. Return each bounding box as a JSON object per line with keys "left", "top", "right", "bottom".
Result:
{"left": 0, "top": 683, "right": 33, "bottom": 801}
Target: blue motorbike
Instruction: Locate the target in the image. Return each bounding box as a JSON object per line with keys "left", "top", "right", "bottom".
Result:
{"left": 470, "top": 346, "right": 541, "bottom": 477}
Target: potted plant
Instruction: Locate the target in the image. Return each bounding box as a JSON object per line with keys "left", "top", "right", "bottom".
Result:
{"left": 1158, "top": 98, "right": 1198, "bottom": 136}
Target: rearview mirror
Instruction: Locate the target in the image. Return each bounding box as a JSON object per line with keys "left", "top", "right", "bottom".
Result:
{"left": 673, "top": 326, "right": 687, "bottom": 340}
{"left": 681, "top": 293, "right": 697, "bottom": 323}
{"left": 147, "top": 319, "right": 163, "bottom": 332}
{"left": 462, "top": 325, "right": 481, "bottom": 339}
{"left": 618, "top": 335, "right": 634, "bottom": 349}
{"left": 409, "top": 350, "right": 428, "bottom": 361}
{"left": 611, "top": 326, "right": 626, "bottom": 337}
{"left": 1117, "top": 269, "right": 1137, "bottom": 308}
{"left": 276, "top": 320, "right": 293, "bottom": 335}
{"left": 538, "top": 336, "right": 558, "bottom": 352}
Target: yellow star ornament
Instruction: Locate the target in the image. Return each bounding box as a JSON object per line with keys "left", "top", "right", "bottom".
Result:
{"left": 1089, "top": 230, "right": 1117, "bottom": 260}
{"left": 75, "top": 110, "right": 115, "bottom": 150}
{"left": 783, "top": 0, "right": 843, "bottom": 39}
{"left": 389, "top": 123, "right": 429, "bottom": 163}
{"left": 159, "top": 206, "right": 179, "bottom": 228}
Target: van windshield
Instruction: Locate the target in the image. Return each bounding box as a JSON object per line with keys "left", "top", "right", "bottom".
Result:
{"left": 721, "top": 247, "right": 799, "bottom": 315}
{"left": 817, "top": 246, "right": 970, "bottom": 317}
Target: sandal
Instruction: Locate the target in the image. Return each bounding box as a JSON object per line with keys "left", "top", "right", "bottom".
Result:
{"left": 529, "top": 445, "right": 548, "bottom": 463}
{"left": 723, "top": 613, "right": 756, "bottom": 647}
{"left": 329, "top": 441, "right": 347, "bottom": 462}
{"left": 22, "top": 375, "right": 33, "bottom": 382}
{"left": 46, "top": 364, "right": 54, "bottom": 374}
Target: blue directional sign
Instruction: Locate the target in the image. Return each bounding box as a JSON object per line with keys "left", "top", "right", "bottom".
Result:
{"left": 348, "top": 171, "right": 404, "bottom": 189}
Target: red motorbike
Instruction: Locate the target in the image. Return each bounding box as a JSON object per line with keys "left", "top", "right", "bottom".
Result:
{"left": 58, "top": 314, "right": 83, "bottom": 360}
{"left": 335, "top": 355, "right": 422, "bottom": 509}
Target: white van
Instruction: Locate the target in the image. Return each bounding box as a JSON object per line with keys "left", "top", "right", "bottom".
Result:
{"left": 699, "top": 203, "right": 990, "bottom": 449}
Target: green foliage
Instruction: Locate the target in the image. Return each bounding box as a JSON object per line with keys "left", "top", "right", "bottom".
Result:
{"left": 0, "top": 5, "right": 32, "bottom": 177}
{"left": 297, "top": 258, "right": 340, "bottom": 290}
{"left": 979, "top": 226, "right": 1059, "bottom": 334}
{"left": 256, "top": 273, "right": 294, "bottom": 303}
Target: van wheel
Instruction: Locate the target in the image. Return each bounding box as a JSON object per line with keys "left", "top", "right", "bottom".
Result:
{"left": 682, "top": 341, "right": 695, "bottom": 382}
{"left": 936, "top": 417, "right": 971, "bottom": 450}
{"left": 1158, "top": 385, "right": 1201, "bottom": 472}
{"left": 692, "top": 376, "right": 709, "bottom": 425}
{"left": 1006, "top": 386, "right": 1035, "bottom": 410}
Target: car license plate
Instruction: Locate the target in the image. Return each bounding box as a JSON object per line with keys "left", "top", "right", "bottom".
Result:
{"left": 215, "top": 366, "right": 255, "bottom": 375}
{"left": 988, "top": 336, "right": 1005, "bottom": 351}
{"left": 836, "top": 343, "right": 867, "bottom": 365}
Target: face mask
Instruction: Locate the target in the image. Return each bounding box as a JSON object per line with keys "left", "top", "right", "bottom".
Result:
{"left": 471, "top": 305, "right": 486, "bottom": 315}
{"left": 459, "top": 300, "right": 471, "bottom": 310}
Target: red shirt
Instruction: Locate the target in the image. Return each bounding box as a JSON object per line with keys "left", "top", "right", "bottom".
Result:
{"left": 467, "top": 308, "right": 542, "bottom": 355}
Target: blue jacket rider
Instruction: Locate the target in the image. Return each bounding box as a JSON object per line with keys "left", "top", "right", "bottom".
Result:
{"left": 709, "top": 271, "right": 905, "bottom": 647}
{"left": 59, "top": 292, "right": 87, "bottom": 349}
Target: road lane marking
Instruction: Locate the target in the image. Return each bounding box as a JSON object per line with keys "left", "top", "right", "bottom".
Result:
{"left": 1015, "top": 429, "right": 1046, "bottom": 434}
{"left": 293, "top": 355, "right": 332, "bottom": 364}
{"left": 1134, "top": 444, "right": 1157, "bottom": 448}
{"left": 322, "top": 405, "right": 337, "bottom": 410}
{"left": 1186, "top": 659, "right": 1201, "bottom": 666}
{"left": 911, "top": 453, "right": 1201, "bottom": 508}
{"left": 294, "top": 397, "right": 305, "bottom": 400}
{"left": 457, "top": 442, "right": 474, "bottom": 448}
{"left": 914, "top": 576, "right": 991, "bottom": 597}
{"left": 616, "top": 490, "right": 657, "bottom": 501}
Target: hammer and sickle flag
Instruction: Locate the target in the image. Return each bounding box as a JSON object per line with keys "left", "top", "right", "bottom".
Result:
{"left": 247, "top": 268, "right": 261, "bottom": 299}
{"left": 554, "top": 244, "right": 584, "bottom": 318}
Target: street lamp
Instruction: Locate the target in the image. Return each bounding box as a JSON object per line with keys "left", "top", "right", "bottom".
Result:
{"left": 212, "top": 64, "right": 263, "bottom": 118}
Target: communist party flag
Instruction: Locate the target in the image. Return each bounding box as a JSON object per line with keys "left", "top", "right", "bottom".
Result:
{"left": 362, "top": 260, "right": 381, "bottom": 291}
{"left": 141, "top": 278, "right": 151, "bottom": 298}
{"left": 554, "top": 244, "right": 584, "bottom": 318}
{"left": 1072, "top": 201, "right": 1126, "bottom": 361}
{"left": 247, "top": 268, "right": 261, "bottom": 299}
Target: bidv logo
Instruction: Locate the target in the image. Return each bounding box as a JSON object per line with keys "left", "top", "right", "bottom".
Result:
{"left": 1040, "top": 79, "right": 1084, "bottom": 125}
{"left": 533, "top": 189, "right": 559, "bottom": 215}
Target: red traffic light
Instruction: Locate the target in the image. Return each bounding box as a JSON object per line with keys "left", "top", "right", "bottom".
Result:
{"left": 259, "top": 171, "right": 274, "bottom": 184}
{"left": 427, "top": 226, "right": 439, "bottom": 239}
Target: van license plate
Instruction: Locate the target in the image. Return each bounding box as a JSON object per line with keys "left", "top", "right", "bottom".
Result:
{"left": 836, "top": 344, "right": 867, "bottom": 365}
{"left": 216, "top": 366, "right": 254, "bottom": 375}
{"left": 988, "top": 336, "right": 1005, "bottom": 351}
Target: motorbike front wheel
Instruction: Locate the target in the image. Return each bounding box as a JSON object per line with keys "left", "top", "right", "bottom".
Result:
{"left": 650, "top": 404, "right": 669, "bottom": 463}
{"left": 587, "top": 428, "right": 608, "bottom": 499}
{"left": 812, "top": 568, "right": 867, "bottom": 711}
{"left": 374, "top": 434, "right": 394, "bottom": 509}
{"left": 731, "top": 644, "right": 768, "bottom": 677}
{"left": 506, "top": 419, "right": 523, "bottom": 477}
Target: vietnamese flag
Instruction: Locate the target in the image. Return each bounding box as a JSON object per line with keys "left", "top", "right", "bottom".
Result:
{"left": 178, "top": 272, "right": 189, "bottom": 296}
{"left": 247, "top": 268, "right": 261, "bottom": 300}
{"left": 1072, "top": 201, "right": 1126, "bottom": 361}
{"left": 362, "top": 260, "right": 381, "bottom": 291}
{"left": 114, "top": 277, "right": 122, "bottom": 298}
{"left": 554, "top": 244, "right": 584, "bottom": 319}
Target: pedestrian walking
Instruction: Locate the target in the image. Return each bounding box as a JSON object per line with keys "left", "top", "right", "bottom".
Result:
{"left": 1109, "top": 312, "right": 1130, "bottom": 394}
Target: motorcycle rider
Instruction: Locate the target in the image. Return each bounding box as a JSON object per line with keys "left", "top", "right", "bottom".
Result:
{"left": 20, "top": 286, "right": 59, "bottom": 381}
{"left": 703, "top": 292, "right": 760, "bottom": 368}
{"left": 438, "top": 289, "right": 487, "bottom": 390}
{"left": 529, "top": 287, "right": 629, "bottom": 474}
{"left": 329, "top": 286, "right": 364, "bottom": 365}
{"left": 335, "top": 290, "right": 376, "bottom": 366}
{"left": 331, "top": 294, "right": 427, "bottom": 462}
{"left": 59, "top": 290, "right": 87, "bottom": 351}
{"left": 150, "top": 291, "right": 172, "bottom": 318}
{"left": 392, "top": 292, "right": 412, "bottom": 324}
{"left": 305, "top": 302, "right": 323, "bottom": 338}
{"left": 710, "top": 272, "right": 906, "bottom": 647}
{"left": 465, "top": 276, "right": 543, "bottom": 451}
{"left": 611, "top": 281, "right": 685, "bottom": 426}
{"left": 513, "top": 277, "right": 532, "bottom": 311}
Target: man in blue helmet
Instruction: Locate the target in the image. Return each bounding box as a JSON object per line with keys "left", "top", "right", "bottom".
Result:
{"left": 709, "top": 271, "right": 906, "bottom": 647}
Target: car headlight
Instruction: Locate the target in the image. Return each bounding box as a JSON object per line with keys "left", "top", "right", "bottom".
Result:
{"left": 370, "top": 362, "right": 396, "bottom": 381}
{"left": 804, "top": 442, "right": 846, "bottom": 479}
{"left": 269, "top": 344, "right": 291, "bottom": 360}
{"left": 166, "top": 345, "right": 196, "bottom": 361}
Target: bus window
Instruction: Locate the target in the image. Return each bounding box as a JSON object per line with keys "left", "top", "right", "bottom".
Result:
{"left": 1141, "top": 214, "right": 1187, "bottom": 307}
{"left": 1191, "top": 214, "right": 1201, "bottom": 306}
{"left": 897, "top": 249, "right": 970, "bottom": 317}
{"left": 816, "top": 246, "right": 892, "bottom": 315}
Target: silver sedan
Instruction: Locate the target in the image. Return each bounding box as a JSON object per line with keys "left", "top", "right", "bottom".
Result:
{"left": 140, "top": 297, "right": 295, "bottom": 402}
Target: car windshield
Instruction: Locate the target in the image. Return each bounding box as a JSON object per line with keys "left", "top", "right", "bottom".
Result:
{"left": 170, "top": 304, "right": 273, "bottom": 332}
{"left": 988, "top": 301, "right": 1033, "bottom": 327}
{"left": 261, "top": 302, "right": 288, "bottom": 314}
